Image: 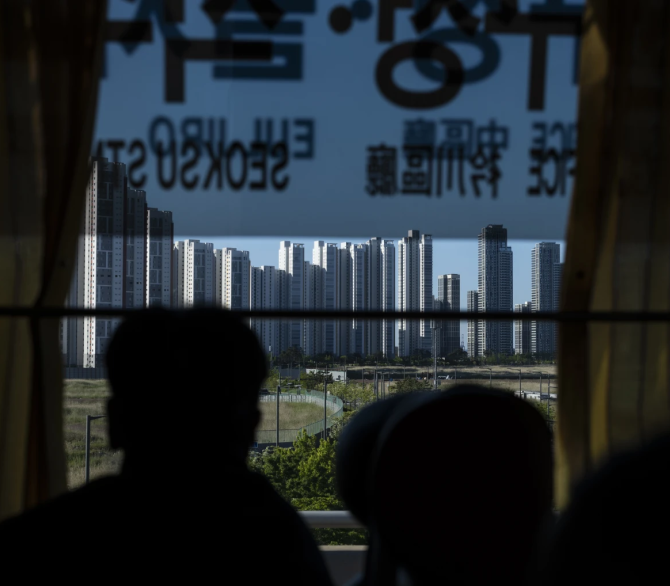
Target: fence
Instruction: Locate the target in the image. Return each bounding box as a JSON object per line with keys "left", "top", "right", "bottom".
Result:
{"left": 64, "top": 366, "right": 107, "bottom": 380}
{"left": 255, "top": 390, "right": 344, "bottom": 445}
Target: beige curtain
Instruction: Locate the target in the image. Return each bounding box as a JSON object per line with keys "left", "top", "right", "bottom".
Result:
{"left": 0, "top": 0, "right": 106, "bottom": 520}
{"left": 557, "top": 0, "right": 670, "bottom": 508}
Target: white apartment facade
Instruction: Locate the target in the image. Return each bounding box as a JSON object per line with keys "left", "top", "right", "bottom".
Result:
{"left": 337, "top": 242, "right": 353, "bottom": 357}
{"left": 279, "top": 241, "right": 305, "bottom": 352}
{"left": 398, "top": 230, "right": 433, "bottom": 357}
{"left": 62, "top": 159, "right": 127, "bottom": 367}
{"left": 467, "top": 290, "right": 479, "bottom": 358}
{"left": 366, "top": 237, "right": 395, "bottom": 358}
{"left": 215, "top": 248, "right": 251, "bottom": 310}
{"left": 515, "top": 301, "right": 532, "bottom": 355}
{"left": 313, "top": 241, "right": 339, "bottom": 355}
{"left": 250, "top": 265, "right": 281, "bottom": 357}
{"left": 173, "top": 240, "right": 215, "bottom": 308}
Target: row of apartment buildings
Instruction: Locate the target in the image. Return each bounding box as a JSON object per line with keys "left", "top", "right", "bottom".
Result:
{"left": 61, "top": 158, "right": 462, "bottom": 366}
{"left": 465, "top": 226, "right": 563, "bottom": 358}
{"left": 61, "top": 158, "right": 562, "bottom": 368}
{"left": 513, "top": 242, "right": 563, "bottom": 357}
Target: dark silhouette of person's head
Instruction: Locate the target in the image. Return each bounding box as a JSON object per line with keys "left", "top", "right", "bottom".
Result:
{"left": 0, "top": 309, "right": 333, "bottom": 586}
{"left": 368, "top": 385, "right": 553, "bottom": 586}
{"left": 537, "top": 432, "right": 670, "bottom": 586}
{"left": 105, "top": 308, "right": 268, "bottom": 478}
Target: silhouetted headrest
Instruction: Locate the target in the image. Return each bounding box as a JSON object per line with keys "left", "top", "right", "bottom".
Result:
{"left": 336, "top": 393, "right": 425, "bottom": 525}
{"left": 538, "top": 432, "right": 670, "bottom": 585}
{"left": 368, "top": 385, "right": 553, "bottom": 584}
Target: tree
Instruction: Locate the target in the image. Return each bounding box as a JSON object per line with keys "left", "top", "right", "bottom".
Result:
{"left": 264, "top": 368, "right": 281, "bottom": 391}
{"left": 393, "top": 377, "right": 431, "bottom": 394}
{"left": 278, "top": 345, "right": 303, "bottom": 365}
{"left": 535, "top": 400, "right": 557, "bottom": 422}
{"left": 300, "top": 370, "right": 333, "bottom": 390}
{"left": 330, "top": 382, "right": 374, "bottom": 410}
{"left": 248, "top": 427, "right": 366, "bottom": 545}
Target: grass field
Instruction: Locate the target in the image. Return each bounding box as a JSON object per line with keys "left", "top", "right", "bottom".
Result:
{"left": 64, "top": 381, "right": 332, "bottom": 490}
{"left": 257, "top": 401, "right": 332, "bottom": 431}
{"left": 434, "top": 378, "right": 558, "bottom": 395}
{"left": 346, "top": 364, "right": 557, "bottom": 378}
{"left": 63, "top": 380, "right": 121, "bottom": 490}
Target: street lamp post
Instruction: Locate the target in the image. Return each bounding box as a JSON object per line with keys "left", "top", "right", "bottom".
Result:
{"left": 85, "top": 415, "right": 107, "bottom": 484}
{"left": 432, "top": 325, "right": 438, "bottom": 390}
{"left": 323, "top": 373, "right": 328, "bottom": 440}
{"left": 276, "top": 383, "right": 280, "bottom": 447}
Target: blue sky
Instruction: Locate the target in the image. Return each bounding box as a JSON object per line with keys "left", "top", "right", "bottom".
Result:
{"left": 98, "top": 0, "right": 584, "bottom": 242}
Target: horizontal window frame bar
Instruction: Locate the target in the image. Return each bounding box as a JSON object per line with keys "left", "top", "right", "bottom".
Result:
{"left": 1, "top": 307, "right": 670, "bottom": 322}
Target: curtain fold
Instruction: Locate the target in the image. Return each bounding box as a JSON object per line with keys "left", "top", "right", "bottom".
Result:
{"left": 557, "top": 0, "right": 670, "bottom": 508}
{"left": 0, "top": 0, "right": 106, "bottom": 520}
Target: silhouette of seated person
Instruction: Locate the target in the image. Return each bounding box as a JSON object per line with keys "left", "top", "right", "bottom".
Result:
{"left": 336, "top": 392, "right": 421, "bottom": 586}
{"left": 535, "top": 431, "right": 670, "bottom": 585}
{"left": 0, "top": 308, "right": 333, "bottom": 584}
{"left": 342, "top": 385, "right": 554, "bottom": 586}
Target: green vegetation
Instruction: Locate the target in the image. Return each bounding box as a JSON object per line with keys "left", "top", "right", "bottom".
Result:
{"left": 271, "top": 345, "right": 557, "bottom": 370}
{"left": 328, "top": 381, "right": 374, "bottom": 410}
{"left": 249, "top": 411, "right": 366, "bottom": 546}
{"left": 64, "top": 380, "right": 342, "bottom": 490}
{"left": 63, "top": 380, "right": 122, "bottom": 490}
{"left": 393, "top": 377, "right": 432, "bottom": 394}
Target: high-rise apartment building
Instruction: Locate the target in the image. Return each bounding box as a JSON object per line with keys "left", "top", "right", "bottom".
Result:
{"left": 250, "top": 266, "right": 281, "bottom": 358}
{"left": 62, "top": 159, "right": 131, "bottom": 367}
{"left": 366, "top": 238, "right": 395, "bottom": 358}
{"left": 514, "top": 302, "right": 532, "bottom": 355}
{"left": 398, "top": 230, "right": 433, "bottom": 356}
{"left": 350, "top": 243, "right": 367, "bottom": 356}
{"left": 146, "top": 208, "right": 174, "bottom": 307}
{"left": 303, "top": 261, "right": 322, "bottom": 357}
{"left": 477, "top": 225, "right": 513, "bottom": 356}
{"left": 531, "top": 243, "right": 561, "bottom": 357}
{"left": 279, "top": 241, "right": 305, "bottom": 351}
{"left": 436, "top": 274, "right": 460, "bottom": 358}
{"left": 173, "top": 240, "right": 215, "bottom": 308}
{"left": 124, "top": 188, "right": 147, "bottom": 308}
{"left": 313, "top": 241, "right": 339, "bottom": 355}
{"left": 337, "top": 242, "right": 353, "bottom": 357}
{"left": 553, "top": 262, "right": 563, "bottom": 351}
{"left": 467, "top": 290, "right": 479, "bottom": 358}
{"left": 61, "top": 159, "right": 163, "bottom": 367}
{"left": 214, "top": 248, "right": 250, "bottom": 310}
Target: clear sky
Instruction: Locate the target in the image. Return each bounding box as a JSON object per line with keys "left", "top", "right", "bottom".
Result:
{"left": 98, "top": 0, "right": 584, "bottom": 242}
